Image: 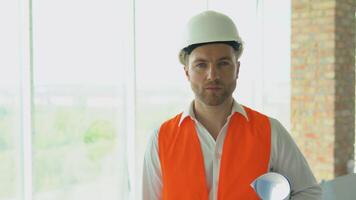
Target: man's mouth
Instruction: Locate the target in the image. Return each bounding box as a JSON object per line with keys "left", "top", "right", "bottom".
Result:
{"left": 205, "top": 85, "right": 222, "bottom": 90}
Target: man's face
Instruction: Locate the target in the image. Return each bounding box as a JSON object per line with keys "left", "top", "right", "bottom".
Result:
{"left": 184, "top": 43, "right": 240, "bottom": 106}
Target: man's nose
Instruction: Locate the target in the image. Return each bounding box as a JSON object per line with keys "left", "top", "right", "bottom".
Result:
{"left": 207, "top": 65, "right": 219, "bottom": 80}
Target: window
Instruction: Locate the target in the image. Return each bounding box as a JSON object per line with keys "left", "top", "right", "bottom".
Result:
{"left": 210, "top": 0, "right": 291, "bottom": 130}
{"left": 135, "top": 1, "right": 205, "bottom": 198}
{"left": 1, "top": 0, "right": 292, "bottom": 199}
{"left": 135, "top": 0, "right": 291, "bottom": 199}
{"left": 31, "top": 0, "right": 129, "bottom": 199}
{"left": 0, "top": 1, "right": 21, "bottom": 200}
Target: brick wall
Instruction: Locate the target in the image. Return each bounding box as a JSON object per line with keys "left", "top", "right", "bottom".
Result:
{"left": 291, "top": 0, "right": 355, "bottom": 181}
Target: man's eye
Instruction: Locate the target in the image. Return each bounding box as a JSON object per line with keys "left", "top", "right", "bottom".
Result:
{"left": 218, "top": 61, "right": 230, "bottom": 67}
{"left": 195, "top": 63, "right": 207, "bottom": 68}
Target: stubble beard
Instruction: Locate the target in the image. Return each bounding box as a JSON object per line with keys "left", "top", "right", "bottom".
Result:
{"left": 192, "top": 81, "right": 236, "bottom": 106}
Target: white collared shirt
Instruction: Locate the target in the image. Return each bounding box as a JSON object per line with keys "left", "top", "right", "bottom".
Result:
{"left": 142, "top": 100, "right": 322, "bottom": 200}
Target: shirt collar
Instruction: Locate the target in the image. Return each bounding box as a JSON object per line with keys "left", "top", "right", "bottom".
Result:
{"left": 178, "top": 99, "right": 249, "bottom": 126}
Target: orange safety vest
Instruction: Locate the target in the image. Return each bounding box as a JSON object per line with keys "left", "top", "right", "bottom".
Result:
{"left": 158, "top": 106, "right": 271, "bottom": 200}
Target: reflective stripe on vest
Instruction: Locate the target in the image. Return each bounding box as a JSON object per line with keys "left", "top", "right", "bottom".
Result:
{"left": 158, "top": 106, "right": 271, "bottom": 200}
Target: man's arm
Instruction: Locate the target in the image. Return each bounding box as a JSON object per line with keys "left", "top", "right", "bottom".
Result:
{"left": 269, "top": 118, "right": 322, "bottom": 200}
{"left": 142, "top": 129, "right": 162, "bottom": 200}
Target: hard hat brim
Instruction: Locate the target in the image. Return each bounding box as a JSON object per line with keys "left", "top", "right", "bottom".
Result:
{"left": 178, "top": 41, "right": 244, "bottom": 65}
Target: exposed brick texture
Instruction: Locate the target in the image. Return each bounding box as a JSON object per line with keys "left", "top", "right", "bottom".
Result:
{"left": 291, "top": 0, "right": 355, "bottom": 181}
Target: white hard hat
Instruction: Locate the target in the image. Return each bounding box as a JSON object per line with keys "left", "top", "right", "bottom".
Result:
{"left": 179, "top": 10, "right": 244, "bottom": 65}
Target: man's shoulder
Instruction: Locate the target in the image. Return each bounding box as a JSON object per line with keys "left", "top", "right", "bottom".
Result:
{"left": 159, "top": 112, "right": 184, "bottom": 128}
{"left": 240, "top": 105, "right": 270, "bottom": 120}
{"left": 155, "top": 112, "right": 186, "bottom": 146}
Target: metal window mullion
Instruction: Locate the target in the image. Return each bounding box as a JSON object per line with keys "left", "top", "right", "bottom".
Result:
{"left": 255, "top": 0, "right": 265, "bottom": 112}
{"left": 123, "top": 0, "right": 136, "bottom": 199}
{"left": 128, "top": 0, "right": 136, "bottom": 198}
{"left": 19, "top": 0, "right": 34, "bottom": 199}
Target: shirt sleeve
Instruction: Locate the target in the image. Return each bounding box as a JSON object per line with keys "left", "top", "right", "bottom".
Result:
{"left": 142, "top": 128, "right": 162, "bottom": 200}
{"left": 269, "top": 118, "right": 322, "bottom": 200}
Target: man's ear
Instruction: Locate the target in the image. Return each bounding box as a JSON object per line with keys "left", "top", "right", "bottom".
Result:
{"left": 184, "top": 65, "right": 190, "bottom": 80}
{"left": 236, "top": 61, "right": 240, "bottom": 79}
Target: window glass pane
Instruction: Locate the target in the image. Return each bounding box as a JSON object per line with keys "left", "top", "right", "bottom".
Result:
{"left": 136, "top": 3, "right": 292, "bottom": 197}
{"left": 209, "top": 0, "right": 265, "bottom": 109}
{"left": 136, "top": 0, "right": 205, "bottom": 198}
{"left": 0, "top": 1, "right": 21, "bottom": 200}
{"left": 32, "top": 0, "right": 128, "bottom": 199}
{"left": 261, "top": 0, "right": 291, "bottom": 130}
{"left": 210, "top": 0, "right": 291, "bottom": 129}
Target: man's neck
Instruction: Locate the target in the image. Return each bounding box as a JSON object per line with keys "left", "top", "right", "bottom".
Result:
{"left": 193, "top": 97, "right": 234, "bottom": 140}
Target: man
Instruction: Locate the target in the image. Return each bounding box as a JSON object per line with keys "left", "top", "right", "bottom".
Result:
{"left": 143, "top": 10, "right": 322, "bottom": 199}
